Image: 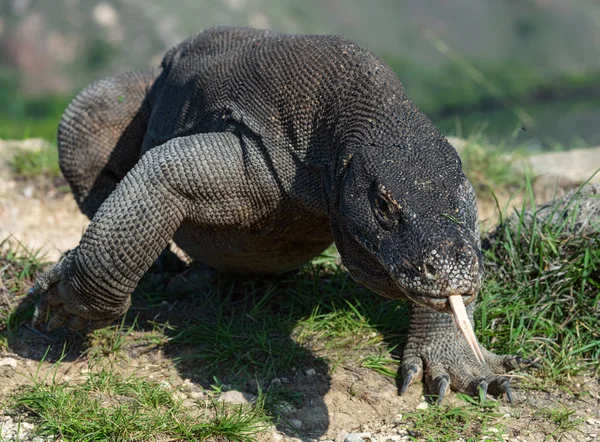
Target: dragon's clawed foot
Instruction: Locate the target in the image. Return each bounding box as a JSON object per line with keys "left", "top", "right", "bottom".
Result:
{"left": 30, "top": 249, "right": 129, "bottom": 332}
{"left": 400, "top": 303, "right": 538, "bottom": 404}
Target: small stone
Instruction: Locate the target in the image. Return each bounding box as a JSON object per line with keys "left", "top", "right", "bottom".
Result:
{"left": 219, "top": 390, "right": 255, "bottom": 405}
{"left": 290, "top": 419, "right": 302, "bottom": 429}
{"left": 344, "top": 433, "right": 366, "bottom": 442}
{"left": 271, "top": 377, "right": 282, "bottom": 386}
{"left": 0, "top": 357, "right": 18, "bottom": 368}
{"left": 336, "top": 431, "right": 348, "bottom": 442}
{"left": 21, "top": 422, "right": 34, "bottom": 430}
{"left": 172, "top": 391, "right": 186, "bottom": 401}
{"left": 305, "top": 368, "right": 317, "bottom": 376}
{"left": 416, "top": 402, "right": 428, "bottom": 410}
{"left": 182, "top": 399, "right": 196, "bottom": 408}
{"left": 22, "top": 185, "right": 34, "bottom": 198}
{"left": 189, "top": 390, "right": 205, "bottom": 400}
{"left": 589, "top": 434, "right": 597, "bottom": 439}
{"left": 246, "top": 378, "right": 260, "bottom": 394}
{"left": 588, "top": 419, "right": 600, "bottom": 426}
{"left": 274, "top": 401, "right": 297, "bottom": 415}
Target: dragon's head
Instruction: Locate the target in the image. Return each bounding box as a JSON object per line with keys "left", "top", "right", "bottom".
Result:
{"left": 332, "top": 140, "right": 485, "bottom": 361}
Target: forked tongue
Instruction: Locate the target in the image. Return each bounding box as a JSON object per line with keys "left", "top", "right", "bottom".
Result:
{"left": 448, "top": 295, "right": 485, "bottom": 365}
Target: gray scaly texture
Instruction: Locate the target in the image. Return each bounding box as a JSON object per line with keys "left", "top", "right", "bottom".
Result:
{"left": 31, "top": 26, "right": 532, "bottom": 401}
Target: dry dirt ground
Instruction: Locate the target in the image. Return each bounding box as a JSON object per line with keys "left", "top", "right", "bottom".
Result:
{"left": 1, "top": 139, "right": 599, "bottom": 441}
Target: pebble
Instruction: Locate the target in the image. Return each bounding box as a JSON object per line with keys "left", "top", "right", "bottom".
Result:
{"left": 0, "top": 416, "right": 34, "bottom": 440}
{"left": 188, "top": 390, "right": 205, "bottom": 400}
{"left": 182, "top": 399, "right": 196, "bottom": 408}
{"left": 588, "top": 419, "right": 600, "bottom": 426}
{"left": 344, "top": 433, "right": 368, "bottom": 442}
{"left": 219, "top": 390, "right": 255, "bottom": 405}
{"left": 274, "top": 400, "right": 297, "bottom": 415}
{"left": 305, "top": 368, "right": 317, "bottom": 376}
{"left": 22, "top": 185, "right": 34, "bottom": 198}
{"left": 172, "top": 391, "right": 186, "bottom": 401}
{"left": 0, "top": 357, "right": 18, "bottom": 368}
{"left": 416, "top": 402, "right": 428, "bottom": 410}
{"left": 290, "top": 419, "right": 303, "bottom": 429}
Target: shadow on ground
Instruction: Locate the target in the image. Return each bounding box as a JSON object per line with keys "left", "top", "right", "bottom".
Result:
{"left": 6, "top": 248, "right": 412, "bottom": 439}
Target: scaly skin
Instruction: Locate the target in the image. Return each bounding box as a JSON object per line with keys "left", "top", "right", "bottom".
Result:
{"left": 30, "top": 26, "right": 533, "bottom": 402}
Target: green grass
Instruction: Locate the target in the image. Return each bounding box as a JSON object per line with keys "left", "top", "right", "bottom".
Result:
{"left": 9, "top": 143, "right": 61, "bottom": 181}
{"left": 400, "top": 395, "right": 505, "bottom": 442}
{"left": 162, "top": 249, "right": 406, "bottom": 380}
{"left": 0, "top": 240, "right": 46, "bottom": 348}
{"left": 478, "top": 179, "right": 600, "bottom": 377}
{"left": 458, "top": 132, "right": 525, "bottom": 197}
{"left": 8, "top": 366, "right": 271, "bottom": 441}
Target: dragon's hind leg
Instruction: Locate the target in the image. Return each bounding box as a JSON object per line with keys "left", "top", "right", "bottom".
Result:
{"left": 58, "top": 68, "right": 160, "bottom": 218}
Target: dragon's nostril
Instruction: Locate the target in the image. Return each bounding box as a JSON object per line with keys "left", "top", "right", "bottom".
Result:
{"left": 422, "top": 263, "right": 437, "bottom": 280}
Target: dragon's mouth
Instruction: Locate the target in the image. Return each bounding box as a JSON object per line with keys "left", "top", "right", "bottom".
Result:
{"left": 408, "top": 291, "right": 477, "bottom": 310}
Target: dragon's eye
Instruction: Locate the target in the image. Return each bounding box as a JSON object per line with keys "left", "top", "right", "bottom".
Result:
{"left": 372, "top": 185, "right": 402, "bottom": 230}
{"left": 375, "top": 195, "right": 390, "bottom": 215}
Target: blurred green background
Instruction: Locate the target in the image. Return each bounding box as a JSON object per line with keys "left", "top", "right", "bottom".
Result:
{"left": 1, "top": 0, "right": 599, "bottom": 150}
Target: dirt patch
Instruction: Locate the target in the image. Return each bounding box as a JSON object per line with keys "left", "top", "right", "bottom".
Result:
{"left": 0, "top": 326, "right": 598, "bottom": 441}
{"left": 0, "top": 139, "right": 88, "bottom": 261}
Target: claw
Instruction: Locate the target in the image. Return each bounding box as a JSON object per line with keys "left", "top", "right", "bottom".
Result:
{"left": 516, "top": 356, "right": 541, "bottom": 369}
{"left": 32, "top": 296, "right": 50, "bottom": 330}
{"left": 499, "top": 380, "right": 514, "bottom": 404}
{"left": 435, "top": 376, "right": 450, "bottom": 405}
{"left": 477, "top": 380, "right": 488, "bottom": 401}
{"left": 448, "top": 295, "right": 485, "bottom": 365}
{"left": 400, "top": 364, "right": 419, "bottom": 395}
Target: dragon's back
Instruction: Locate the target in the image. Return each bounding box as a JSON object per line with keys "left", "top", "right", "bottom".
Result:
{"left": 142, "top": 26, "right": 404, "bottom": 160}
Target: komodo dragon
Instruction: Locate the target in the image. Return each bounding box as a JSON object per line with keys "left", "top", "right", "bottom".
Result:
{"left": 30, "top": 26, "right": 532, "bottom": 402}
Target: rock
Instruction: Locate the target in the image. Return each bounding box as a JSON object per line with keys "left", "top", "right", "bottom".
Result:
{"left": 416, "top": 402, "right": 428, "bottom": 410}
{"left": 218, "top": 390, "right": 255, "bottom": 405}
{"left": 305, "top": 368, "right": 317, "bottom": 376}
{"left": 588, "top": 419, "right": 600, "bottom": 426}
{"left": 245, "top": 378, "right": 260, "bottom": 394}
{"left": 188, "top": 390, "right": 205, "bottom": 400}
{"left": 182, "top": 399, "right": 196, "bottom": 408}
{"left": 22, "top": 185, "right": 34, "bottom": 198}
{"left": 274, "top": 400, "right": 297, "bottom": 415}
{"left": 290, "top": 419, "right": 302, "bottom": 429}
{"left": 0, "top": 357, "right": 18, "bottom": 368}
{"left": 344, "top": 433, "right": 367, "bottom": 442}
{"left": 172, "top": 391, "right": 186, "bottom": 401}
{"left": 528, "top": 146, "right": 600, "bottom": 184}
{"left": 344, "top": 433, "right": 372, "bottom": 442}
